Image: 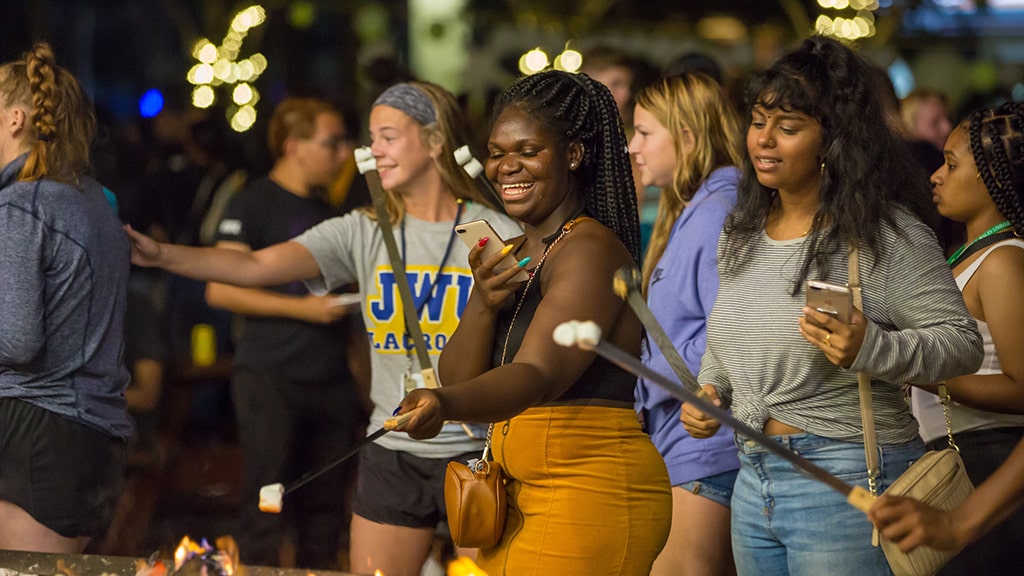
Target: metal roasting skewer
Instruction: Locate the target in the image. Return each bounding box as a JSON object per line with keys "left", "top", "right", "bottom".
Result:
{"left": 355, "top": 146, "right": 439, "bottom": 390}
{"left": 551, "top": 320, "right": 874, "bottom": 513}
{"left": 259, "top": 411, "right": 415, "bottom": 514}
{"left": 612, "top": 266, "right": 702, "bottom": 394}
{"left": 353, "top": 146, "right": 477, "bottom": 439}
{"left": 454, "top": 145, "right": 503, "bottom": 209}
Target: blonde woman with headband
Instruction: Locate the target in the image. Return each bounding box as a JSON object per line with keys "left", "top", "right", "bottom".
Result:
{"left": 0, "top": 42, "right": 130, "bottom": 553}
{"left": 126, "top": 81, "right": 520, "bottom": 576}
{"left": 630, "top": 72, "right": 742, "bottom": 576}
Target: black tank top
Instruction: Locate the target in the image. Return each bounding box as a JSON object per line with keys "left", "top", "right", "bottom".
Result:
{"left": 490, "top": 232, "right": 636, "bottom": 404}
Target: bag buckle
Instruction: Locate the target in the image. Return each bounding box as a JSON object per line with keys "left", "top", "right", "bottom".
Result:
{"left": 467, "top": 458, "right": 491, "bottom": 474}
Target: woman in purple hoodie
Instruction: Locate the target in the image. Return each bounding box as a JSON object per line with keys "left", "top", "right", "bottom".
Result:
{"left": 629, "top": 72, "right": 742, "bottom": 575}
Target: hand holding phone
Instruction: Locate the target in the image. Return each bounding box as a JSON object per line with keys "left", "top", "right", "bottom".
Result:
{"left": 805, "top": 280, "right": 852, "bottom": 324}
{"left": 455, "top": 219, "right": 529, "bottom": 282}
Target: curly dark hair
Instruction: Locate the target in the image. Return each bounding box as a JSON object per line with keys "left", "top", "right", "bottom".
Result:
{"left": 490, "top": 70, "right": 641, "bottom": 264}
{"left": 968, "top": 101, "right": 1024, "bottom": 231}
{"left": 721, "top": 35, "right": 934, "bottom": 293}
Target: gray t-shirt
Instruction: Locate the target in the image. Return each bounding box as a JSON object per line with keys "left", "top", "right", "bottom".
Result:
{"left": 295, "top": 202, "right": 522, "bottom": 457}
{"left": 700, "top": 208, "right": 983, "bottom": 444}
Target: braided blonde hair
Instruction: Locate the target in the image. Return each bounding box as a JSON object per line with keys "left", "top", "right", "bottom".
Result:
{"left": 0, "top": 42, "right": 95, "bottom": 184}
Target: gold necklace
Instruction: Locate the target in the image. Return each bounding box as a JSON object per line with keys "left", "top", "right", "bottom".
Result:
{"left": 500, "top": 217, "right": 581, "bottom": 364}
{"left": 482, "top": 217, "right": 581, "bottom": 461}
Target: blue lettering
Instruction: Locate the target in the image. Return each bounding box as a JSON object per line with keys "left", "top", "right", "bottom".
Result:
{"left": 422, "top": 275, "right": 454, "bottom": 322}
{"left": 455, "top": 274, "right": 473, "bottom": 317}
{"left": 383, "top": 332, "right": 400, "bottom": 350}
{"left": 371, "top": 269, "right": 474, "bottom": 327}
{"left": 371, "top": 272, "right": 398, "bottom": 321}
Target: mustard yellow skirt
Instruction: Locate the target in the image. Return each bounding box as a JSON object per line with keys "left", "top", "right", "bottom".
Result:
{"left": 477, "top": 404, "right": 671, "bottom": 576}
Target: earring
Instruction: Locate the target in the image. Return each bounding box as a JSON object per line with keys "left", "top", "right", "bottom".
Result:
{"left": 570, "top": 162, "right": 577, "bottom": 169}
{"left": 820, "top": 162, "right": 826, "bottom": 175}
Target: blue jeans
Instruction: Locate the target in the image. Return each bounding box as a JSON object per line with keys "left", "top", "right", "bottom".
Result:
{"left": 731, "top": 432, "right": 924, "bottom": 576}
{"left": 679, "top": 468, "right": 739, "bottom": 509}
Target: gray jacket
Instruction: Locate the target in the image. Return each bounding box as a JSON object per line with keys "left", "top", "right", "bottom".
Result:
{"left": 0, "top": 154, "right": 131, "bottom": 438}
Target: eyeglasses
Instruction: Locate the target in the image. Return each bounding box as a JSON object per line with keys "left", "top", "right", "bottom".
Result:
{"left": 312, "top": 136, "right": 353, "bottom": 151}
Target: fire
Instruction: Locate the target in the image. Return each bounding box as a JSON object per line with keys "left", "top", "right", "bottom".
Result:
{"left": 171, "top": 535, "right": 235, "bottom": 575}
{"left": 374, "top": 571, "right": 384, "bottom": 576}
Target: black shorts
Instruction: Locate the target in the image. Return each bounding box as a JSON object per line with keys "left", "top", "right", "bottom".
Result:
{"left": 351, "top": 442, "right": 477, "bottom": 529}
{"left": 0, "top": 398, "right": 126, "bottom": 538}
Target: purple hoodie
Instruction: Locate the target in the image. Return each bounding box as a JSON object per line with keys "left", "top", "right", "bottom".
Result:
{"left": 637, "top": 166, "right": 740, "bottom": 485}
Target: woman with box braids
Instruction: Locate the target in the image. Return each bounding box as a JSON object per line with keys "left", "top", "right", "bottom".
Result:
{"left": 397, "top": 70, "right": 670, "bottom": 575}
{"left": 0, "top": 42, "right": 130, "bottom": 553}
{"left": 876, "top": 101, "right": 1024, "bottom": 574}
{"left": 490, "top": 69, "right": 642, "bottom": 264}
{"left": 681, "top": 36, "right": 982, "bottom": 575}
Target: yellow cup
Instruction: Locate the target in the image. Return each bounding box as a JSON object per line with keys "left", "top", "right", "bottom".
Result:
{"left": 191, "top": 323, "right": 217, "bottom": 367}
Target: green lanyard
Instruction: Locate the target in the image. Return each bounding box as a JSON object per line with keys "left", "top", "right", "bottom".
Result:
{"left": 946, "top": 220, "right": 1013, "bottom": 266}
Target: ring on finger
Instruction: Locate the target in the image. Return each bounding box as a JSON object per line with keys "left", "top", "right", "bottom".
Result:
{"left": 824, "top": 332, "right": 832, "bottom": 347}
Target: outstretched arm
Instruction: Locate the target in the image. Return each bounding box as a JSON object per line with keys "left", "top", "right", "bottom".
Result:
{"left": 125, "top": 225, "right": 320, "bottom": 287}
{"left": 204, "top": 241, "right": 353, "bottom": 324}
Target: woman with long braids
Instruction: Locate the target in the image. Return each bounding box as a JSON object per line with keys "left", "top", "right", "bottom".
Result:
{"left": 0, "top": 43, "right": 130, "bottom": 552}
{"left": 396, "top": 70, "right": 671, "bottom": 574}
{"left": 873, "top": 101, "right": 1024, "bottom": 573}
{"left": 630, "top": 72, "right": 742, "bottom": 576}
{"left": 680, "top": 36, "right": 982, "bottom": 574}
{"left": 126, "top": 81, "right": 519, "bottom": 576}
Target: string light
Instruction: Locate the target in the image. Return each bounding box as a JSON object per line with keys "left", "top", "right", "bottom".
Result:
{"left": 553, "top": 47, "right": 582, "bottom": 73}
{"left": 186, "top": 5, "right": 267, "bottom": 132}
{"left": 815, "top": 0, "right": 878, "bottom": 39}
{"left": 516, "top": 46, "right": 586, "bottom": 75}
{"left": 518, "top": 48, "right": 550, "bottom": 75}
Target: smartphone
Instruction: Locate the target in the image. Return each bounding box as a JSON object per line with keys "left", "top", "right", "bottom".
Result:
{"left": 329, "top": 293, "right": 362, "bottom": 307}
{"left": 455, "top": 219, "right": 529, "bottom": 282}
{"left": 805, "top": 280, "right": 852, "bottom": 324}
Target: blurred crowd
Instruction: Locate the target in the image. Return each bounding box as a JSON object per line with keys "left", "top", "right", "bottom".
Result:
{"left": 2, "top": 33, "right": 1023, "bottom": 576}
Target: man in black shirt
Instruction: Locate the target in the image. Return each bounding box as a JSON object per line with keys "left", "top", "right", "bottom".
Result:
{"left": 208, "top": 98, "right": 361, "bottom": 570}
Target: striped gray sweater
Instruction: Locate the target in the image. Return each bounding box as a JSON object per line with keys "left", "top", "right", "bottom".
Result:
{"left": 700, "top": 209, "right": 983, "bottom": 445}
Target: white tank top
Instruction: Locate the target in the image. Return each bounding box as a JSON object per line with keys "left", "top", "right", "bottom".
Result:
{"left": 912, "top": 238, "right": 1024, "bottom": 443}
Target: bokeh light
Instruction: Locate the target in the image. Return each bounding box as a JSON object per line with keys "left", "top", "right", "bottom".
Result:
{"left": 138, "top": 89, "right": 164, "bottom": 118}
{"left": 185, "top": 4, "right": 267, "bottom": 131}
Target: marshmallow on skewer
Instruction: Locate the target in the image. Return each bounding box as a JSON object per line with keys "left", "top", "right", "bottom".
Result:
{"left": 454, "top": 145, "right": 485, "bottom": 178}
{"left": 552, "top": 320, "right": 602, "bottom": 350}
{"left": 354, "top": 146, "right": 376, "bottom": 174}
{"left": 256, "top": 411, "right": 416, "bottom": 515}
{"left": 258, "top": 483, "right": 284, "bottom": 514}
{"left": 552, "top": 320, "right": 580, "bottom": 347}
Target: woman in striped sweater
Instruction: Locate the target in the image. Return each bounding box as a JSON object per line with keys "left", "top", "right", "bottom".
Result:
{"left": 681, "top": 35, "right": 983, "bottom": 575}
